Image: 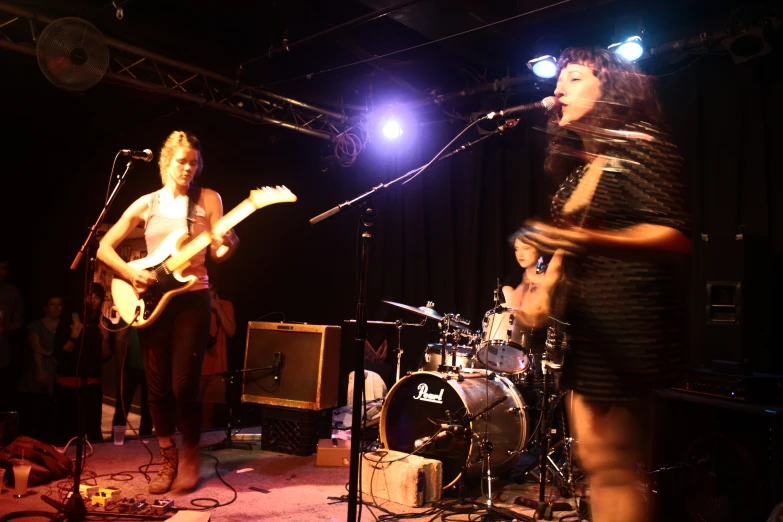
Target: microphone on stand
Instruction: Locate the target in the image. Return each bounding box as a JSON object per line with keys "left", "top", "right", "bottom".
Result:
{"left": 413, "top": 431, "right": 450, "bottom": 449}
{"left": 120, "top": 149, "right": 154, "bottom": 162}
{"left": 487, "top": 96, "right": 558, "bottom": 120}
{"left": 272, "top": 352, "right": 283, "bottom": 382}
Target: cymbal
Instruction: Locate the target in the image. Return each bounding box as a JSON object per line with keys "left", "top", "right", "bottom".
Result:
{"left": 382, "top": 300, "right": 444, "bottom": 321}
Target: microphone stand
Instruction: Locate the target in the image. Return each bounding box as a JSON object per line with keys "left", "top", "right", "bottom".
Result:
{"left": 442, "top": 395, "right": 506, "bottom": 513}
{"left": 50, "top": 157, "right": 138, "bottom": 521}
{"left": 310, "top": 114, "right": 501, "bottom": 522}
{"left": 202, "top": 366, "right": 275, "bottom": 452}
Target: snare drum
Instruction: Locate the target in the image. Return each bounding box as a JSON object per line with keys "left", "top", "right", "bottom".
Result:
{"left": 476, "top": 307, "right": 535, "bottom": 373}
{"left": 380, "top": 369, "right": 528, "bottom": 489}
{"left": 421, "top": 343, "right": 475, "bottom": 371}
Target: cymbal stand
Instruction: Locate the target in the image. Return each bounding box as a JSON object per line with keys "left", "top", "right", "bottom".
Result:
{"left": 514, "top": 352, "right": 572, "bottom": 520}
{"left": 343, "top": 318, "right": 425, "bottom": 382}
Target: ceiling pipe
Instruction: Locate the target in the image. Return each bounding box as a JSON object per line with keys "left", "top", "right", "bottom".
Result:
{"left": 240, "top": 0, "right": 428, "bottom": 68}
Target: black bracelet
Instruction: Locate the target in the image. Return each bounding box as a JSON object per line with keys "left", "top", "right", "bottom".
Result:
{"left": 68, "top": 336, "right": 78, "bottom": 343}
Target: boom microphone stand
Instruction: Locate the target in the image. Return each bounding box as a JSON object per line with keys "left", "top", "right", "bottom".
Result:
{"left": 310, "top": 113, "right": 506, "bottom": 522}
{"left": 49, "top": 155, "right": 140, "bottom": 521}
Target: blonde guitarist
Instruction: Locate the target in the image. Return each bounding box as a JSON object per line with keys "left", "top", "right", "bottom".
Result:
{"left": 97, "top": 130, "right": 238, "bottom": 496}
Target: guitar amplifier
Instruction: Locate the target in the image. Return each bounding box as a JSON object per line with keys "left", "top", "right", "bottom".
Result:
{"left": 241, "top": 322, "right": 341, "bottom": 410}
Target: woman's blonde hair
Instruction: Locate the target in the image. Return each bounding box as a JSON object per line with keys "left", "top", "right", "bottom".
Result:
{"left": 158, "top": 131, "right": 203, "bottom": 184}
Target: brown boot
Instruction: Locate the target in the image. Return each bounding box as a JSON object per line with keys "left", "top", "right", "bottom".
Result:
{"left": 175, "top": 445, "right": 200, "bottom": 492}
{"left": 149, "top": 445, "right": 178, "bottom": 494}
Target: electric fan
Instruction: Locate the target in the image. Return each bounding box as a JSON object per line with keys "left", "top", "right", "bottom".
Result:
{"left": 36, "top": 17, "right": 109, "bottom": 91}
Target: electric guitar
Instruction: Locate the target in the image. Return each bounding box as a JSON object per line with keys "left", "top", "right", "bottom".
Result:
{"left": 111, "top": 186, "right": 297, "bottom": 328}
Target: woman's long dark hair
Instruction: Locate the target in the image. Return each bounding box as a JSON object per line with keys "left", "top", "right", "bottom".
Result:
{"left": 543, "top": 47, "right": 663, "bottom": 177}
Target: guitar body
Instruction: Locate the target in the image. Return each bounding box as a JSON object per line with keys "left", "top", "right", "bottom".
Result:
{"left": 112, "top": 230, "right": 197, "bottom": 328}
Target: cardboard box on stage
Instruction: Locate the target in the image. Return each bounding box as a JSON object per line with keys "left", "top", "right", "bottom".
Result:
{"left": 315, "top": 438, "right": 351, "bottom": 467}
{"left": 360, "top": 450, "right": 442, "bottom": 508}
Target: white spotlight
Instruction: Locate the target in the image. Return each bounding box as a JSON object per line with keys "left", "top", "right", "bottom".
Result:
{"left": 382, "top": 119, "right": 402, "bottom": 140}
{"left": 609, "top": 35, "right": 644, "bottom": 62}
{"left": 526, "top": 55, "right": 558, "bottom": 79}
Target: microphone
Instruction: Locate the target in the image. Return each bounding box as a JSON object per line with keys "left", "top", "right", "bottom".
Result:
{"left": 413, "top": 431, "right": 450, "bottom": 449}
{"left": 488, "top": 96, "right": 557, "bottom": 119}
{"left": 120, "top": 149, "right": 153, "bottom": 162}
{"left": 272, "top": 351, "right": 283, "bottom": 381}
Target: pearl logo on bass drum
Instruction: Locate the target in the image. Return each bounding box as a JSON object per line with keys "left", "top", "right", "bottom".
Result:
{"left": 413, "top": 383, "right": 445, "bottom": 404}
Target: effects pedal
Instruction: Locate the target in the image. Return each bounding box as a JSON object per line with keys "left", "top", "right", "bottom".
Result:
{"left": 151, "top": 498, "right": 175, "bottom": 514}
{"left": 91, "top": 487, "right": 121, "bottom": 508}
{"left": 91, "top": 494, "right": 119, "bottom": 508}
{"left": 118, "top": 498, "right": 147, "bottom": 513}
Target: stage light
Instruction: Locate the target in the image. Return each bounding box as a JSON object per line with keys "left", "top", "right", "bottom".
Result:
{"left": 526, "top": 55, "right": 558, "bottom": 79}
{"left": 381, "top": 119, "right": 403, "bottom": 140}
{"left": 609, "top": 36, "right": 644, "bottom": 62}
{"left": 609, "top": 16, "right": 646, "bottom": 62}
{"left": 721, "top": 18, "right": 775, "bottom": 65}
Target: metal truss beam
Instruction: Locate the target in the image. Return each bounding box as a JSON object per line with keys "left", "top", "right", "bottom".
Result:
{"left": 0, "top": 1, "right": 353, "bottom": 141}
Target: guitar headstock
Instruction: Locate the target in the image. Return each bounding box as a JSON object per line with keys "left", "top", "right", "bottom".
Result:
{"left": 249, "top": 186, "right": 298, "bottom": 209}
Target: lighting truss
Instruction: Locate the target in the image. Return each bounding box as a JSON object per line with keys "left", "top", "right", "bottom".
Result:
{"left": 0, "top": 2, "right": 356, "bottom": 142}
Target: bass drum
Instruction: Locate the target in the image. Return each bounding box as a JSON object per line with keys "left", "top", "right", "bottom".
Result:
{"left": 380, "top": 369, "right": 527, "bottom": 489}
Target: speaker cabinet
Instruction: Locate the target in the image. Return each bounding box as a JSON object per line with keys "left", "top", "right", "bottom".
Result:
{"left": 651, "top": 389, "right": 783, "bottom": 522}
{"left": 241, "top": 322, "right": 341, "bottom": 410}
{"left": 694, "top": 235, "right": 774, "bottom": 372}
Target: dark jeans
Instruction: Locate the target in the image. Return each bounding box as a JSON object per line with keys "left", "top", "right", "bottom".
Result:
{"left": 139, "top": 290, "right": 210, "bottom": 449}
{"left": 112, "top": 367, "right": 153, "bottom": 437}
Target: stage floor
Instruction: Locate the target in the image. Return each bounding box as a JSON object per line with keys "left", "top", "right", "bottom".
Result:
{"left": 0, "top": 429, "right": 582, "bottom": 521}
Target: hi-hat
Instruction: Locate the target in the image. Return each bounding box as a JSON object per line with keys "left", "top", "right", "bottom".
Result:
{"left": 382, "top": 300, "right": 444, "bottom": 321}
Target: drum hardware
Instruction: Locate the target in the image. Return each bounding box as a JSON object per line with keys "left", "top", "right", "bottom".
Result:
{"left": 343, "top": 317, "right": 425, "bottom": 382}
{"left": 381, "top": 299, "right": 477, "bottom": 375}
{"left": 513, "top": 352, "right": 573, "bottom": 520}
{"left": 442, "top": 395, "right": 506, "bottom": 512}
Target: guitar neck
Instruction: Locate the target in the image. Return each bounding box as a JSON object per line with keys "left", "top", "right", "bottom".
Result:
{"left": 164, "top": 198, "right": 257, "bottom": 272}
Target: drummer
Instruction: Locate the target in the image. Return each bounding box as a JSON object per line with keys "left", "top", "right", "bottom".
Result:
{"left": 501, "top": 227, "right": 548, "bottom": 309}
{"left": 499, "top": 227, "right": 549, "bottom": 384}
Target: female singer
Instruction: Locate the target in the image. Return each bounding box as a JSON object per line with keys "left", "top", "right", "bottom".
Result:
{"left": 518, "top": 47, "right": 691, "bottom": 522}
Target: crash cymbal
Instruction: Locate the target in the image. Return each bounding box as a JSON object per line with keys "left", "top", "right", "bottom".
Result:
{"left": 382, "top": 300, "right": 444, "bottom": 321}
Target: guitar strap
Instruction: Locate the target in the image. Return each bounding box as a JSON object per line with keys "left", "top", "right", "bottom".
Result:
{"left": 186, "top": 185, "right": 202, "bottom": 238}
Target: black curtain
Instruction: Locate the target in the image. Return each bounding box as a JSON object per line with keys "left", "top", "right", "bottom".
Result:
{"left": 2, "top": 47, "right": 781, "bottom": 407}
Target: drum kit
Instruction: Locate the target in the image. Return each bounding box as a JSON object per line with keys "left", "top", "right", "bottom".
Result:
{"left": 377, "top": 292, "right": 577, "bottom": 507}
